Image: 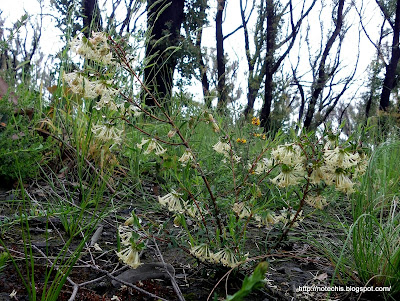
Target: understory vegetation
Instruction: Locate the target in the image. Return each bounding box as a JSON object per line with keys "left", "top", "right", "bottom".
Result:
{"left": 0, "top": 31, "right": 399, "bottom": 301}
{"left": 1, "top": 0, "right": 400, "bottom": 299}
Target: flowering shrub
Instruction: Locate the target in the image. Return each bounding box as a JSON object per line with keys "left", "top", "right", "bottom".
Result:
{"left": 63, "top": 32, "right": 369, "bottom": 270}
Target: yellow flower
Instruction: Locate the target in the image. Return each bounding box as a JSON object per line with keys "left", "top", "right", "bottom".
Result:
{"left": 252, "top": 117, "right": 260, "bottom": 126}
{"left": 236, "top": 138, "right": 247, "bottom": 144}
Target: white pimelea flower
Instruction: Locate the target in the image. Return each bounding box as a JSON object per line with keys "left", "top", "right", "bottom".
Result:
{"left": 116, "top": 246, "right": 141, "bottom": 269}
{"left": 213, "top": 140, "right": 231, "bottom": 156}
{"left": 92, "top": 124, "right": 123, "bottom": 144}
{"left": 354, "top": 153, "right": 368, "bottom": 178}
{"left": 118, "top": 225, "right": 133, "bottom": 246}
{"left": 185, "top": 204, "right": 203, "bottom": 219}
{"left": 254, "top": 158, "right": 273, "bottom": 175}
{"left": 136, "top": 138, "right": 166, "bottom": 155}
{"left": 63, "top": 71, "right": 84, "bottom": 94}
{"left": 83, "top": 78, "right": 108, "bottom": 99}
{"left": 167, "top": 129, "right": 177, "bottom": 138}
{"left": 335, "top": 172, "right": 355, "bottom": 194}
{"left": 116, "top": 103, "right": 142, "bottom": 117}
{"left": 70, "top": 32, "right": 114, "bottom": 65}
{"left": 179, "top": 149, "right": 194, "bottom": 166}
{"left": 93, "top": 243, "right": 102, "bottom": 251}
{"left": 254, "top": 212, "right": 278, "bottom": 227}
{"left": 232, "top": 202, "right": 252, "bottom": 218}
{"left": 271, "top": 143, "right": 304, "bottom": 166}
{"left": 145, "top": 139, "right": 167, "bottom": 155}
{"left": 158, "top": 190, "right": 186, "bottom": 213}
{"left": 324, "top": 147, "right": 360, "bottom": 169}
{"left": 212, "top": 248, "right": 241, "bottom": 268}
{"left": 305, "top": 195, "right": 328, "bottom": 210}
{"left": 95, "top": 92, "right": 118, "bottom": 111}
{"left": 308, "top": 166, "right": 325, "bottom": 184}
{"left": 271, "top": 164, "right": 305, "bottom": 187}
{"left": 9, "top": 290, "right": 17, "bottom": 298}
{"left": 190, "top": 243, "right": 212, "bottom": 262}
{"left": 136, "top": 138, "right": 149, "bottom": 149}
{"left": 232, "top": 154, "right": 241, "bottom": 163}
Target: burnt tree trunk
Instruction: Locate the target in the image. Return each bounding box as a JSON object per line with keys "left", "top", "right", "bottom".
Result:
{"left": 144, "top": 0, "right": 185, "bottom": 108}
{"left": 260, "top": 0, "right": 278, "bottom": 131}
{"left": 216, "top": 0, "right": 227, "bottom": 113}
{"left": 379, "top": 0, "right": 400, "bottom": 112}
{"left": 303, "top": 0, "right": 344, "bottom": 130}
{"left": 82, "top": 0, "right": 102, "bottom": 37}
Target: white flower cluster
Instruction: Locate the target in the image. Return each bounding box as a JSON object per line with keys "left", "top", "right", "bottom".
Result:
{"left": 190, "top": 244, "right": 246, "bottom": 268}
{"left": 319, "top": 146, "right": 367, "bottom": 194}
{"left": 178, "top": 149, "right": 194, "bottom": 166}
{"left": 212, "top": 140, "right": 241, "bottom": 163}
{"left": 158, "top": 190, "right": 203, "bottom": 219}
{"left": 232, "top": 202, "right": 303, "bottom": 228}
{"left": 269, "top": 141, "right": 368, "bottom": 195}
{"left": 253, "top": 158, "right": 273, "bottom": 175}
{"left": 63, "top": 71, "right": 121, "bottom": 110}
{"left": 270, "top": 143, "right": 306, "bottom": 187}
{"left": 137, "top": 138, "right": 167, "bottom": 156}
{"left": 116, "top": 225, "right": 141, "bottom": 269}
{"left": 70, "top": 32, "right": 113, "bottom": 65}
{"left": 91, "top": 124, "right": 123, "bottom": 147}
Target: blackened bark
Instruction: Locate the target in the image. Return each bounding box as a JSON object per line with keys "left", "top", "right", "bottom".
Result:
{"left": 194, "top": 8, "right": 211, "bottom": 108}
{"left": 379, "top": 0, "right": 400, "bottom": 112}
{"left": 216, "top": 0, "right": 227, "bottom": 112}
{"left": 260, "top": 0, "right": 277, "bottom": 131}
{"left": 303, "top": 0, "right": 344, "bottom": 130}
{"left": 144, "top": 0, "right": 185, "bottom": 108}
{"left": 242, "top": 0, "right": 260, "bottom": 117}
{"left": 82, "top": 0, "right": 102, "bottom": 37}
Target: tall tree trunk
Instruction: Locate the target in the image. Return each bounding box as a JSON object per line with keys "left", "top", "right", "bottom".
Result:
{"left": 216, "top": 0, "right": 227, "bottom": 113}
{"left": 82, "top": 0, "right": 102, "bottom": 37}
{"left": 303, "top": 0, "right": 344, "bottom": 130}
{"left": 379, "top": 0, "right": 400, "bottom": 112}
{"left": 144, "top": 0, "right": 185, "bottom": 108}
{"left": 260, "top": 0, "right": 277, "bottom": 131}
{"left": 194, "top": 6, "right": 211, "bottom": 108}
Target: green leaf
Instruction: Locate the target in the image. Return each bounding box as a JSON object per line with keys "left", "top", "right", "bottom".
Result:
{"left": 226, "top": 261, "right": 269, "bottom": 301}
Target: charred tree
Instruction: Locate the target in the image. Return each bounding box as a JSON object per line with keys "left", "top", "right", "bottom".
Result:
{"left": 144, "top": 0, "right": 185, "bottom": 108}
{"left": 257, "top": 0, "right": 315, "bottom": 131}
{"left": 379, "top": 0, "right": 400, "bottom": 112}
{"left": 82, "top": 0, "right": 103, "bottom": 37}
{"left": 216, "top": 0, "right": 227, "bottom": 113}
{"left": 303, "top": 0, "right": 345, "bottom": 130}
